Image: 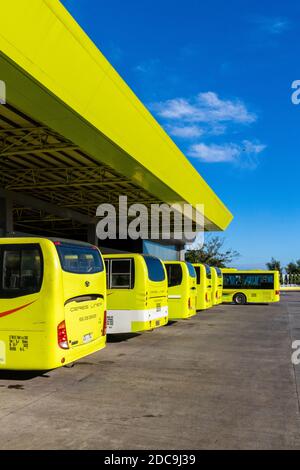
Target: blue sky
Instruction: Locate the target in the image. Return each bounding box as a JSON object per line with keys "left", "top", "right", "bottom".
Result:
{"left": 62, "top": 0, "right": 300, "bottom": 269}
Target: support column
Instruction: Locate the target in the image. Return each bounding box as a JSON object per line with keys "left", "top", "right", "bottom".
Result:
{"left": 87, "top": 224, "right": 98, "bottom": 246}
{"left": 0, "top": 197, "right": 13, "bottom": 237}
{"left": 179, "top": 245, "right": 186, "bottom": 261}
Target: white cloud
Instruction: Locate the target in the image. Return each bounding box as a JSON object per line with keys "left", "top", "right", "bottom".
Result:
{"left": 151, "top": 90, "right": 265, "bottom": 168}
{"left": 242, "top": 140, "right": 267, "bottom": 154}
{"left": 256, "top": 17, "right": 290, "bottom": 35}
{"left": 134, "top": 59, "right": 160, "bottom": 74}
{"left": 151, "top": 91, "right": 256, "bottom": 125}
{"left": 209, "top": 123, "right": 227, "bottom": 136}
{"left": 189, "top": 143, "right": 240, "bottom": 162}
{"left": 152, "top": 98, "right": 198, "bottom": 119}
{"left": 167, "top": 124, "right": 204, "bottom": 138}
{"left": 197, "top": 92, "right": 256, "bottom": 124}
{"left": 189, "top": 140, "right": 266, "bottom": 166}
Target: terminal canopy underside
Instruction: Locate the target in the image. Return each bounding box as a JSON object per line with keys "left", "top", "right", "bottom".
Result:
{"left": 0, "top": 103, "right": 183, "bottom": 240}
{"left": 0, "top": 0, "right": 232, "bottom": 243}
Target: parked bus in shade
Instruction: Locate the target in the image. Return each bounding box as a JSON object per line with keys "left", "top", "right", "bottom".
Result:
{"left": 193, "top": 264, "right": 213, "bottom": 310}
{"left": 0, "top": 238, "right": 107, "bottom": 370}
{"left": 164, "top": 261, "right": 197, "bottom": 320}
{"left": 221, "top": 270, "right": 280, "bottom": 304}
{"left": 104, "top": 254, "right": 168, "bottom": 333}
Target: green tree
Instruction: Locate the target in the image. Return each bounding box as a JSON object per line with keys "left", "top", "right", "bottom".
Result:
{"left": 286, "top": 262, "right": 299, "bottom": 275}
{"left": 285, "top": 260, "right": 300, "bottom": 275}
{"left": 185, "top": 236, "right": 240, "bottom": 268}
{"left": 266, "top": 258, "right": 282, "bottom": 273}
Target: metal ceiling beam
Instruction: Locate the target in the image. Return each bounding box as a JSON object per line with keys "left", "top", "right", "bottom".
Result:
{"left": 0, "top": 126, "right": 79, "bottom": 158}
{"left": 0, "top": 188, "right": 97, "bottom": 225}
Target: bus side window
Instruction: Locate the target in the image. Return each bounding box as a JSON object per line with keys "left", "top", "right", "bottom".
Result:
{"left": 2, "top": 246, "right": 42, "bottom": 297}
{"left": 165, "top": 264, "right": 182, "bottom": 287}
{"left": 259, "top": 274, "right": 274, "bottom": 289}
{"left": 104, "top": 260, "right": 110, "bottom": 288}
{"left": 110, "top": 259, "right": 134, "bottom": 289}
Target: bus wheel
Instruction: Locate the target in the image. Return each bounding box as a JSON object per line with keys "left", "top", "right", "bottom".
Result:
{"left": 233, "top": 293, "right": 247, "bottom": 305}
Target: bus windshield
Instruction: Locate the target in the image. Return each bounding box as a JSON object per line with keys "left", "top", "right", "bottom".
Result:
{"left": 56, "top": 243, "right": 103, "bottom": 274}
{"left": 143, "top": 256, "right": 165, "bottom": 282}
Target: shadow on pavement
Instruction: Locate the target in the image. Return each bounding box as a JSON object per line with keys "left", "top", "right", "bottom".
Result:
{"left": 107, "top": 333, "right": 141, "bottom": 343}
{"left": 0, "top": 370, "right": 50, "bottom": 382}
{"left": 165, "top": 320, "right": 178, "bottom": 326}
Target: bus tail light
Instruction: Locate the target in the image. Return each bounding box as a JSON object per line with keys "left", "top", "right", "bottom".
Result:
{"left": 276, "top": 290, "right": 280, "bottom": 295}
{"left": 58, "top": 321, "right": 69, "bottom": 349}
{"left": 205, "top": 293, "right": 209, "bottom": 302}
{"left": 188, "top": 298, "right": 191, "bottom": 309}
{"left": 102, "top": 310, "right": 107, "bottom": 336}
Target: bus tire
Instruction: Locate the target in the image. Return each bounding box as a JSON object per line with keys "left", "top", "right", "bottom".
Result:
{"left": 233, "top": 293, "right": 247, "bottom": 305}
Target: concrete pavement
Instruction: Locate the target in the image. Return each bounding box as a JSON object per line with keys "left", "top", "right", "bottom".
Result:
{"left": 0, "top": 292, "right": 300, "bottom": 449}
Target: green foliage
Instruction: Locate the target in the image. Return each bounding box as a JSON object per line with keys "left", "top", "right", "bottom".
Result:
{"left": 286, "top": 260, "right": 300, "bottom": 275}
{"left": 266, "top": 258, "right": 282, "bottom": 273}
{"left": 185, "top": 236, "right": 240, "bottom": 268}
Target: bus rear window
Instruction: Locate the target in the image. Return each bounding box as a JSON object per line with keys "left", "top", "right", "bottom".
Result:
{"left": 56, "top": 244, "right": 103, "bottom": 274}
{"left": 1, "top": 244, "right": 43, "bottom": 298}
{"left": 165, "top": 264, "right": 183, "bottom": 287}
{"left": 143, "top": 256, "right": 165, "bottom": 282}
{"left": 215, "top": 267, "right": 223, "bottom": 278}
{"left": 186, "top": 262, "right": 196, "bottom": 278}
{"left": 205, "top": 265, "right": 211, "bottom": 279}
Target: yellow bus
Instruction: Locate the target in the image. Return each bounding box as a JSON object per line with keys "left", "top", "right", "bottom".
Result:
{"left": 193, "top": 263, "right": 212, "bottom": 310}
{"left": 164, "top": 261, "right": 197, "bottom": 319}
{"left": 211, "top": 267, "right": 223, "bottom": 305}
{"left": 104, "top": 254, "right": 168, "bottom": 333}
{"left": 0, "top": 238, "right": 107, "bottom": 370}
{"left": 221, "top": 268, "right": 238, "bottom": 273}
{"left": 222, "top": 270, "right": 280, "bottom": 304}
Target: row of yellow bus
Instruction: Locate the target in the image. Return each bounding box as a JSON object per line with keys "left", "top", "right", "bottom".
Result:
{"left": 0, "top": 238, "right": 280, "bottom": 371}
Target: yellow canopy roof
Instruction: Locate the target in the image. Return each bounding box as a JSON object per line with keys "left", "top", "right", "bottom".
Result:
{"left": 0, "top": 0, "right": 233, "bottom": 232}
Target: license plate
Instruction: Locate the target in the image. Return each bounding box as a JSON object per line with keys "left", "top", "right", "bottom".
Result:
{"left": 155, "top": 320, "right": 160, "bottom": 326}
{"left": 83, "top": 333, "right": 93, "bottom": 344}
